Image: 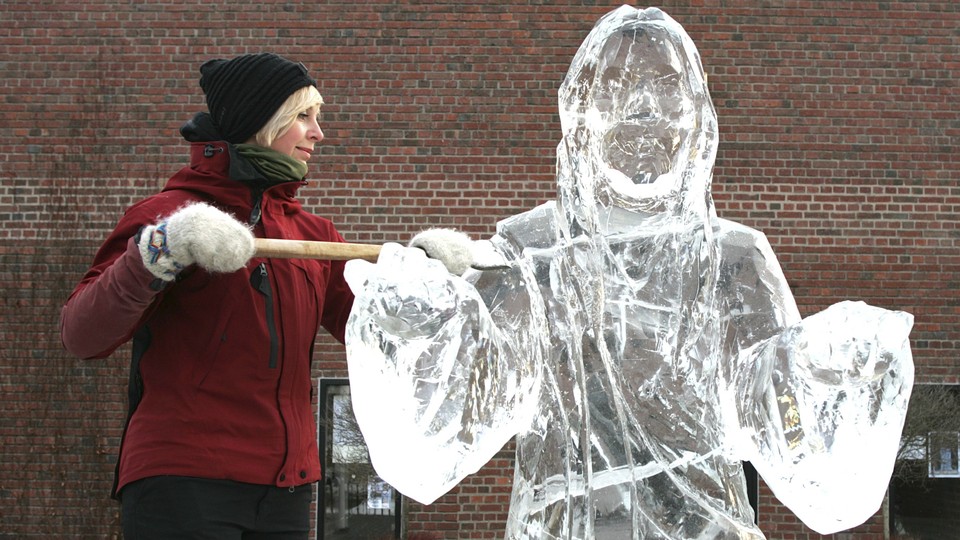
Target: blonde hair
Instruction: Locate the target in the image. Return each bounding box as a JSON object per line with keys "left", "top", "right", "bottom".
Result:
{"left": 252, "top": 85, "right": 324, "bottom": 147}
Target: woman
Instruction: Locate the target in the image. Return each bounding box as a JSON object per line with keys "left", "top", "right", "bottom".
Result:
{"left": 60, "top": 53, "right": 355, "bottom": 539}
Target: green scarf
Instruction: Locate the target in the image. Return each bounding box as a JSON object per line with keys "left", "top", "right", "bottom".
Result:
{"left": 235, "top": 144, "right": 308, "bottom": 184}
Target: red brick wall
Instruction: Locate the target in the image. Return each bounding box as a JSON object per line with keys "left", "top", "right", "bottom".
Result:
{"left": 1, "top": 1, "right": 956, "bottom": 538}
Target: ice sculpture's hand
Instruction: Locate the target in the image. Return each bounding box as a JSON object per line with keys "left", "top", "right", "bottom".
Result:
{"left": 345, "top": 243, "right": 465, "bottom": 341}
{"left": 741, "top": 301, "right": 914, "bottom": 534}
{"left": 137, "top": 202, "right": 255, "bottom": 281}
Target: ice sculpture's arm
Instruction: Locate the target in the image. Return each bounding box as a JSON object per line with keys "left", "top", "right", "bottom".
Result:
{"left": 717, "top": 219, "right": 914, "bottom": 534}
{"left": 343, "top": 242, "right": 543, "bottom": 505}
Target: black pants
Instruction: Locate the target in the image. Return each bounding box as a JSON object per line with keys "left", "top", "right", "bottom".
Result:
{"left": 121, "top": 476, "right": 312, "bottom": 539}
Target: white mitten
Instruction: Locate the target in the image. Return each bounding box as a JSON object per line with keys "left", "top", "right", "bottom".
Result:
{"left": 138, "top": 202, "right": 256, "bottom": 281}
{"left": 409, "top": 228, "right": 474, "bottom": 275}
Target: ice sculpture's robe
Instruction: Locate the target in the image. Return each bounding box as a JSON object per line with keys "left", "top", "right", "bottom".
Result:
{"left": 482, "top": 199, "right": 784, "bottom": 539}
{"left": 344, "top": 6, "right": 914, "bottom": 540}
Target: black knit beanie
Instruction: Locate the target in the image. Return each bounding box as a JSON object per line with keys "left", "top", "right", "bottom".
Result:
{"left": 199, "top": 52, "right": 318, "bottom": 144}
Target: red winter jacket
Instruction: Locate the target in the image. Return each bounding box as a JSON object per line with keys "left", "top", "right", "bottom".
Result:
{"left": 60, "top": 139, "right": 354, "bottom": 496}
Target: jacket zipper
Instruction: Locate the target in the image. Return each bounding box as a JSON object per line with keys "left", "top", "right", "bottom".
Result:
{"left": 249, "top": 190, "right": 263, "bottom": 226}
{"left": 251, "top": 263, "right": 279, "bottom": 369}
{"left": 249, "top": 188, "right": 277, "bottom": 369}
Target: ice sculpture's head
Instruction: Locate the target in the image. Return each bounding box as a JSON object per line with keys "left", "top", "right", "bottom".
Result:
{"left": 558, "top": 6, "right": 718, "bottom": 213}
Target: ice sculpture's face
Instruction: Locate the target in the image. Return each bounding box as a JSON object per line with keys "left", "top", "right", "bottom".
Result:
{"left": 592, "top": 28, "right": 694, "bottom": 187}
{"left": 559, "top": 9, "right": 717, "bottom": 213}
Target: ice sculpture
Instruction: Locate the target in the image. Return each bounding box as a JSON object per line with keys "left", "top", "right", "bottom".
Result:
{"left": 344, "top": 6, "right": 914, "bottom": 539}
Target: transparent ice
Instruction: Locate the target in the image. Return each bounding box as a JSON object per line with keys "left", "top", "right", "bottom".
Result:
{"left": 344, "top": 6, "right": 914, "bottom": 539}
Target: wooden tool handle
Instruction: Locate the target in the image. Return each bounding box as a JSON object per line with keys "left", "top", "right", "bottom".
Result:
{"left": 254, "top": 238, "right": 381, "bottom": 262}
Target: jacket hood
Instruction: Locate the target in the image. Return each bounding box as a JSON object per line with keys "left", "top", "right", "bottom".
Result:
{"left": 180, "top": 111, "right": 224, "bottom": 143}
{"left": 165, "top": 112, "right": 306, "bottom": 215}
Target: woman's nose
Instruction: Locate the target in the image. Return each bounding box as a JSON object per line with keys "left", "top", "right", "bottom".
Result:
{"left": 310, "top": 121, "right": 324, "bottom": 142}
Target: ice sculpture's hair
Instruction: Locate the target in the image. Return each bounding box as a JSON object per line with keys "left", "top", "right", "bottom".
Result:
{"left": 556, "top": 5, "right": 719, "bottom": 218}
